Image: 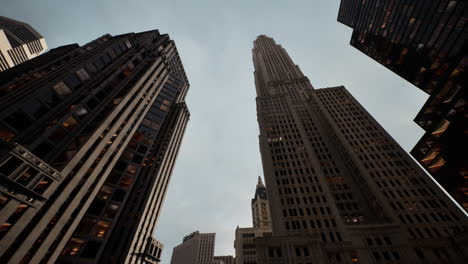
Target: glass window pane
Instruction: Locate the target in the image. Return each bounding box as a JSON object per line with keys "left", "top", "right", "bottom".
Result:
{"left": 33, "top": 176, "right": 52, "bottom": 194}
{"left": 16, "top": 167, "right": 39, "bottom": 186}
{"left": 0, "top": 125, "right": 16, "bottom": 142}
{"left": 0, "top": 156, "right": 23, "bottom": 176}
{"left": 53, "top": 82, "right": 72, "bottom": 96}
{"left": 76, "top": 68, "right": 90, "bottom": 81}
{"left": 62, "top": 116, "right": 79, "bottom": 131}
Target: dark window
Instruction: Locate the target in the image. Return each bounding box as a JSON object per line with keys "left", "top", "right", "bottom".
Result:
{"left": 23, "top": 100, "right": 49, "bottom": 119}
{"left": 48, "top": 127, "right": 68, "bottom": 144}
{"left": 87, "top": 199, "right": 106, "bottom": 216}
{"left": 85, "top": 98, "right": 99, "bottom": 110}
{"left": 103, "top": 204, "right": 119, "bottom": 219}
{"left": 32, "top": 176, "right": 52, "bottom": 194}
{"left": 4, "top": 111, "right": 32, "bottom": 131}
{"left": 64, "top": 74, "right": 81, "bottom": 89}
{"left": 75, "top": 217, "right": 96, "bottom": 235}
{"left": 0, "top": 156, "right": 23, "bottom": 176}
{"left": 80, "top": 241, "right": 101, "bottom": 258}
{"left": 38, "top": 89, "right": 61, "bottom": 108}
{"left": 106, "top": 171, "right": 121, "bottom": 184}
{"left": 0, "top": 125, "right": 16, "bottom": 142}
{"left": 32, "top": 141, "right": 54, "bottom": 159}
{"left": 295, "top": 247, "right": 301, "bottom": 256}
{"left": 111, "top": 189, "right": 126, "bottom": 202}
{"left": 16, "top": 167, "right": 39, "bottom": 185}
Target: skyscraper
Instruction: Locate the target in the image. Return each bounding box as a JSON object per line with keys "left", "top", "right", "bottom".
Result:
{"left": 0, "top": 16, "right": 47, "bottom": 71}
{"left": 0, "top": 29, "right": 189, "bottom": 264}
{"left": 170, "top": 231, "right": 216, "bottom": 264}
{"left": 337, "top": 0, "right": 468, "bottom": 211}
{"left": 252, "top": 35, "right": 468, "bottom": 263}
{"left": 234, "top": 177, "right": 272, "bottom": 264}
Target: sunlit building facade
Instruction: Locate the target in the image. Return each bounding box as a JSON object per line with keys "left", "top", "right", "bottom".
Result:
{"left": 337, "top": 0, "right": 468, "bottom": 211}
{"left": 0, "top": 16, "right": 47, "bottom": 71}
{"left": 0, "top": 30, "right": 189, "bottom": 264}
{"left": 252, "top": 35, "right": 468, "bottom": 263}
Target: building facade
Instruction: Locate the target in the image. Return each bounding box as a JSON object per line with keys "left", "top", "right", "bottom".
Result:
{"left": 337, "top": 0, "right": 468, "bottom": 211}
{"left": 252, "top": 35, "right": 468, "bottom": 264}
{"left": 0, "top": 16, "right": 47, "bottom": 71}
{"left": 0, "top": 29, "right": 189, "bottom": 264}
{"left": 234, "top": 177, "right": 272, "bottom": 264}
{"left": 214, "top": 255, "right": 235, "bottom": 264}
{"left": 170, "top": 231, "right": 216, "bottom": 264}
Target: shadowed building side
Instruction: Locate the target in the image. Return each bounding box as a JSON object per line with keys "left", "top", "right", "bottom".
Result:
{"left": 252, "top": 35, "right": 468, "bottom": 264}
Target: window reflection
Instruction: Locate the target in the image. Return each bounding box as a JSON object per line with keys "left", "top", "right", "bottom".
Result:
{"left": 119, "top": 176, "right": 134, "bottom": 189}
{"left": 61, "top": 237, "right": 85, "bottom": 256}
{"left": 16, "top": 167, "right": 39, "bottom": 186}
{"left": 62, "top": 116, "right": 79, "bottom": 131}
{"left": 33, "top": 176, "right": 52, "bottom": 194}
{"left": 94, "top": 220, "right": 111, "bottom": 238}
{"left": 53, "top": 82, "right": 72, "bottom": 96}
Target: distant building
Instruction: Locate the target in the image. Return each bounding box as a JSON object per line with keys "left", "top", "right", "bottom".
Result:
{"left": 251, "top": 35, "right": 468, "bottom": 263}
{"left": 170, "top": 231, "right": 216, "bottom": 264}
{"left": 0, "top": 30, "right": 189, "bottom": 264}
{"left": 234, "top": 177, "right": 272, "bottom": 264}
{"left": 214, "top": 255, "right": 235, "bottom": 264}
{"left": 0, "top": 16, "right": 47, "bottom": 71}
{"left": 337, "top": 0, "right": 468, "bottom": 211}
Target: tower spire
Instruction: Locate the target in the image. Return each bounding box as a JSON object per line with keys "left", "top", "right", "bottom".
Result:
{"left": 257, "top": 176, "right": 264, "bottom": 188}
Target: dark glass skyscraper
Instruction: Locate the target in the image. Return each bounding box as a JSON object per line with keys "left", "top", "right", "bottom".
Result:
{"left": 337, "top": 0, "right": 468, "bottom": 211}
{"left": 253, "top": 35, "right": 467, "bottom": 264}
{"left": 0, "top": 30, "right": 189, "bottom": 264}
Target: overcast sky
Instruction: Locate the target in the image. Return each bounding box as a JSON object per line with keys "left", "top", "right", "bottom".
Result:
{"left": 2, "top": 1, "right": 429, "bottom": 263}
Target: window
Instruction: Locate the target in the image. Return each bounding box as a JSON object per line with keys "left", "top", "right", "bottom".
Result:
{"left": 119, "top": 176, "right": 134, "bottom": 189}
{"left": 61, "top": 237, "right": 85, "bottom": 256}
{"left": 93, "top": 221, "right": 110, "bottom": 238}
{"left": 73, "top": 106, "right": 89, "bottom": 119}
{"left": 88, "top": 199, "right": 105, "bottom": 216}
{"left": 76, "top": 68, "right": 91, "bottom": 81}
{"left": 38, "top": 89, "right": 61, "bottom": 108}
{"left": 4, "top": 111, "right": 32, "bottom": 131}
{"left": 53, "top": 82, "right": 72, "bottom": 96}
{"left": 80, "top": 241, "right": 101, "bottom": 258}
{"left": 0, "top": 156, "right": 23, "bottom": 176}
{"left": 103, "top": 204, "right": 119, "bottom": 218}
{"left": 62, "top": 116, "right": 79, "bottom": 131}
{"left": 0, "top": 125, "right": 16, "bottom": 141}
{"left": 16, "top": 167, "right": 39, "bottom": 186}
{"left": 48, "top": 127, "right": 67, "bottom": 144}
{"left": 111, "top": 189, "right": 126, "bottom": 202}
{"left": 32, "top": 176, "right": 52, "bottom": 194}
{"left": 32, "top": 141, "right": 54, "bottom": 159}
{"left": 64, "top": 74, "right": 81, "bottom": 89}
{"left": 23, "top": 100, "right": 49, "bottom": 119}
{"left": 75, "top": 217, "right": 96, "bottom": 235}
{"left": 99, "top": 186, "right": 113, "bottom": 200}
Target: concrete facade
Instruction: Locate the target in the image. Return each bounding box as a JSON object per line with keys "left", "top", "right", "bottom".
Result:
{"left": 0, "top": 16, "right": 47, "bottom": 71}
{"left": 338, "top": 0, "right": 468, "bottom": 212}
{"left": 252, "top": 35, "right": 468, "bottom": 264}
{"left": 170, "top": 231, "right": 216, "bottom": 264}
{"left": 0, "top": 30, "right": 189, "bottom": 264}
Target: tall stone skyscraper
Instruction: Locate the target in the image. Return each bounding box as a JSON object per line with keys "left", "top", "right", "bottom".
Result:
{"left": 252, "top": 35, "right": 468, "bottom": 264}
{"left": 337, "top": 0, "right": 468, "bottom": 211}
{"left": 0, "top": 30, "right": 189, "bottom": 264}
{"left": 0, "top": 16, "right": 47, "bottom": 71}
{"left": 234, "top": 177, "right": 272, "bottom": 264}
